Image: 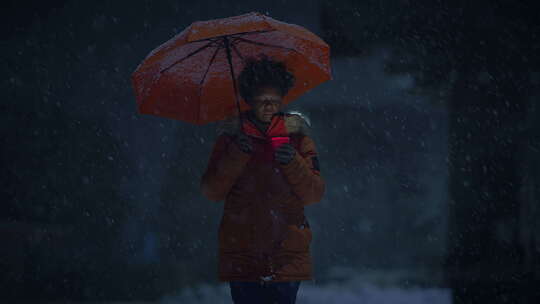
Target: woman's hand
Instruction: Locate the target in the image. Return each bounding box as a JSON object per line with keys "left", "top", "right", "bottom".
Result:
{"left": 233, "top": 132, "right": 254, "bottom": 154}
{"left": 274, "top": 143, "right": 296, "bottom": 164}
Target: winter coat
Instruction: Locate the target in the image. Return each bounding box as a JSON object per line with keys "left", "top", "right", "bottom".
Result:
{"left": 200, "top": 111, "right": 325, "bottom": 282}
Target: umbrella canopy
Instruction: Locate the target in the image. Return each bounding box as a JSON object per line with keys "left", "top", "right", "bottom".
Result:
{"left": 131, "top": 11, "right": 331, "bottom": 125}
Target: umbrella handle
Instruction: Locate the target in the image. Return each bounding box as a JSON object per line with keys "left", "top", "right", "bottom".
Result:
{"left": 223, "top": 36, "right": 245, "bottom": 135}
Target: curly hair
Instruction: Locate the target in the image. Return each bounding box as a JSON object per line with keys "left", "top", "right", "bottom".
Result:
{"left": 237, "top": 54, "right": 296, "bottom": 104}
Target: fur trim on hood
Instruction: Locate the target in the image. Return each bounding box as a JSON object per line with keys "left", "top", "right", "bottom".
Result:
{"left": 217, "top": 111, "right": 311, "bottom": 137}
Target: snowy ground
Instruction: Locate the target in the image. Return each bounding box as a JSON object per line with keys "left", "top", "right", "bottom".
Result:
{"left": 160, "top": 269, "right": 452, "bottom": 304}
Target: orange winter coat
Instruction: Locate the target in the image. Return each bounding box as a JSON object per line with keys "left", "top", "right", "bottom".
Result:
{"left": 200, "top": 111, "right": 325, "bottom": 282}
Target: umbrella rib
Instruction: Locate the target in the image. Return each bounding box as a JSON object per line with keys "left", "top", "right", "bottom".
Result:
{"left": 196, "top": 43, "right": 223, "bottom": 124}
{"left": 187, "top": 30, "right": 274, "bottom": 43}
{"left": 199, "top": 46, "right": 222, "bottom": 85}
{"left": 233, "top": 37, "right": 298, "bottom": 53}
{"left": 160, "top": 40, "right": 219, "bottom": 74}
{"left": 230, "top": 41, "right": 245, "bottom": 62}
{"left": 228, "top": 30, "right": 274, "bottom": 38}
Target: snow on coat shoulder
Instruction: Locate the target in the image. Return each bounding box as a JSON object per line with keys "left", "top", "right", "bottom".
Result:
{"left": 216, "top": 111, "right": 312, "bottom": 137}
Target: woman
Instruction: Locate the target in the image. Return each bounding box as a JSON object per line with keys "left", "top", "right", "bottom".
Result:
{"left": 200, "top": 55, "right": 325, "bottom": 304}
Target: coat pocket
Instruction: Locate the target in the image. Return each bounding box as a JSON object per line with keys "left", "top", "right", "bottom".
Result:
{"left": 280, "top": 224, "right": 312, "bottom": 252}
{"left": 218, "top": 213, "right": 252, "bottom": 252}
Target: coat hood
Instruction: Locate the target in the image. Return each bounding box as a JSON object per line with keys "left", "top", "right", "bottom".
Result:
{"left": 216, "top": 111, "right": 312, "bottom": 138}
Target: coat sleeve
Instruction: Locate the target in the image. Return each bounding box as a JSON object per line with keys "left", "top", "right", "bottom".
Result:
{"left": 278, "top": 135, "right": 325, "bottom": 206}
{"left": 200, "top": 134, "right": 252, "bottom": 202}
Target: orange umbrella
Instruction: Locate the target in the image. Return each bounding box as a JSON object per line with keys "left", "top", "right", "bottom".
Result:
{"left": 131, "top": 11, "right": 331, "bottom": 125}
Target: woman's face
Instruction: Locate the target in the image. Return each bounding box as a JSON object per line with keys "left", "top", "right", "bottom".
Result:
{"left": 250, "top": 86, "right": 283, "bottom": 123}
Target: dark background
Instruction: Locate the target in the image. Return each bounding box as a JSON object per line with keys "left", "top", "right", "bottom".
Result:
{"left": 2, "top": 0, "right": 539, "bottom": 303}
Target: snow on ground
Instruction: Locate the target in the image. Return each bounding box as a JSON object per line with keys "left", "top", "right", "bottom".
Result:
{"left": 160, "top": 269, "right": 452, "bottom": 304}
